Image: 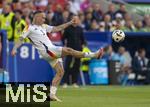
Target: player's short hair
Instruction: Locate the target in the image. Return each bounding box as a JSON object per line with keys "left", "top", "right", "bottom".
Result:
{"left": 33, "top": 11, "right": 44, "bottom": 17}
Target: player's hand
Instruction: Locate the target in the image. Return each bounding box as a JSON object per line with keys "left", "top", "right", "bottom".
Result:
{"left": 11, "top": 49, "right": 17, "bottom": 56}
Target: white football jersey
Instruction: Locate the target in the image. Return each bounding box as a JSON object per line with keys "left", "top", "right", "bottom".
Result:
{"left": 21, "top": 24, "right": 54, "bottom": 51}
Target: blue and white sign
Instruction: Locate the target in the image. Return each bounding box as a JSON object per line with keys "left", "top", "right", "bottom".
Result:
{"left": 8, "top": 43, "right": 55, "bottom": 82}
{"left": 89, "top": 59, "right": 108, "bottom": 85}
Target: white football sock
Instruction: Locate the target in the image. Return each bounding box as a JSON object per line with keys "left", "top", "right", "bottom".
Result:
{"left": 50, "top": 86, "right": 57, "bottom": 96}
{"left": 84, "top": 52, "right": 95, "bottom": 58}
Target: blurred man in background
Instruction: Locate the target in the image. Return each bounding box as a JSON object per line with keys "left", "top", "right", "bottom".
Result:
{"left": 113, "top": 13, "right": 125, "bottom": 30}
{"left": 80, "top": 42, "right": 91, "bottom": 85}
{"left": 135, "top": 20, "right": 145, "bottom": 32}
{"left": 124, "top": 20, "right": 136, "bottom": 32}
{"left": 51, "top": 4, "right": 63, "bottom": 26}
{"left": 102, "top": 14, "right": 112, "bottom": 31}
{"left": 84, "top": 12, "right": 93, "bottom": 31}
{"left": 92, "top": 3, "right": 103, "bottom": 22}
{"left": 14, "top": 10, "right": 30, "bottom": 42}
{"left": 102, "top": 45, "right": 118, "bottom": 60}
{"left": 105, "top": 3, "right": 116, "bottom": 20}
{"left": 62, "top": 15, "right": 85, "bottom": 88}
{"left": 0, "top": 4, "right": 15, "bottom": 41}
{"left": 90, "top": 20, "right": 99, "bottom": 31}
{"left": 117, "top": 46, "right": 132, "bottom": 85}
{"left": 132, "top": 48, "right": 150, "bottom": 84}
{"left": 115, "top": 4, "right": 127, "bottom": 18}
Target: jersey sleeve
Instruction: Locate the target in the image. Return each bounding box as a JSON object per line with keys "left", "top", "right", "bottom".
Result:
{"left": 44, "top": 24, "right": 54, "bottom": 33}
{"left": 21, "top": 25, "right": 31, "bottom": 39}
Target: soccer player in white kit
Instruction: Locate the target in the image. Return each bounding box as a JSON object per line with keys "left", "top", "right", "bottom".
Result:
{"left": 11, "top": 11, "right": 104, "bottom": 102}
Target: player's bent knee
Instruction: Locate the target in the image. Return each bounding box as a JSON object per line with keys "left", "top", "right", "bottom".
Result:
{"left": 57, "top": 70, "right": 64, "bottom": 78}
{"left": 54, "top": 61, "right": 64, "bottom": 78}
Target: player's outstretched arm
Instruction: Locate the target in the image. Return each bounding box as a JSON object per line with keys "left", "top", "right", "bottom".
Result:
{"left": 51, "top": 17, "right": 77, "bottom": 32}
{"left": 11, "top": 37, "right": 24, "bottom": 56}
{"left": 11, "top": 25, "right": 31, "bottom": 56}
{"left": 51, "top": 21, "right": 73, "bottom": 33}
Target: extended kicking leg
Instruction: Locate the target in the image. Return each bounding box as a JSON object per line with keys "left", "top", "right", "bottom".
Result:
{"left": 61, "top": 47, "right": 103, "bottom": 59}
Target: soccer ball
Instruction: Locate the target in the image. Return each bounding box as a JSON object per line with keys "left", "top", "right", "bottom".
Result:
{"left": 112, "top": 30, "right": 125, "bottom": 42}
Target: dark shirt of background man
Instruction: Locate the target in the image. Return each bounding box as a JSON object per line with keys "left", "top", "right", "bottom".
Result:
{"left": 62, "top": 25, "right": 85, "bottom": 51}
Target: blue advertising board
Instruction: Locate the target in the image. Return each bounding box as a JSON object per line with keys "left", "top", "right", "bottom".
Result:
{"left": 0, "top": 30, "right": 7, "bottom": 69}
{"left": 8, "top": 43, "right": 54, "bottom": 82}
{"left": 89, "top": 59, "right": 108, "bottom": 85}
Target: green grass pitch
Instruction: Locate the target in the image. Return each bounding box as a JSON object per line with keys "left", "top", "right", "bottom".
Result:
{"left": 51, "top": 86, "right": 150, "bottom": 107}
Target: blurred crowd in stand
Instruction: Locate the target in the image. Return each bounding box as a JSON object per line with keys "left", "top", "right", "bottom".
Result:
{"left": 0, "top": 0, "right": 150, "bottom": 42}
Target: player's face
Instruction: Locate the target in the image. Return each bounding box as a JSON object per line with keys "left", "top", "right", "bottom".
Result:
{"left": 41, "top": 13, "right": 46, "bottom": 23}
{"left": 37, "top": 13, "right": 46, "bottom": 24}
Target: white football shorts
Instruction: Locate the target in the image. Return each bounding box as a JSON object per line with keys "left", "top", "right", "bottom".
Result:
{"left": 38, "top": 45, "right": 63, "bottom": 67}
